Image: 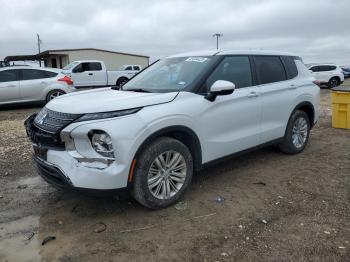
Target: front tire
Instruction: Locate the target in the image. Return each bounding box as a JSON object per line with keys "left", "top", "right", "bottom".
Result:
{"left": 132, "top": 137, "right": 193, "bottom": 209}
{"left": 279, "top": 110, "right": 310, "bottom": 154}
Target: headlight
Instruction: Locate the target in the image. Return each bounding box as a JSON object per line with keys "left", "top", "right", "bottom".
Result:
{"left": 89, "top": 130, "right": 114, "bottom": 158}
{"left": 76, "top": 108, "right": 141, "bottom": 122}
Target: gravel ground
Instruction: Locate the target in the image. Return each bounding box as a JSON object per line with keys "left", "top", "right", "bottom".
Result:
{"left": 0, "top": 81, "right": 349, "bottom": 261}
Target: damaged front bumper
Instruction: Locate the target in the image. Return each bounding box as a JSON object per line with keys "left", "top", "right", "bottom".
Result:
{"left": 25, "top": 113, "right": 130, "bottom": 191}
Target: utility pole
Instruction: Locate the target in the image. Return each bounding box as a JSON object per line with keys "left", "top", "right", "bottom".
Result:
{"left": 213, "top": 33, "right": 223, "bottom": 49}
{"left": 37, "top": 34, "right": 42, "bottom": 67}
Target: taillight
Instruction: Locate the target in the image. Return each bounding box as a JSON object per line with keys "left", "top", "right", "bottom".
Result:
{"left": 313, "top": 80, "right": 321, "bottom": 87}
{"left": 58, "top": 75, "right": 73, "bottom": 85}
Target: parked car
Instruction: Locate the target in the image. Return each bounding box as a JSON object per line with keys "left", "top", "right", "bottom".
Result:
{"left": 25, "top": 50, "right": 320, "bottom": 209}
{"left": 308, "top": 64, "right": 344, "bottom": 88}
{"left": 0, "top": 61, "right": 10, "bottom": 68}
{"left": 0, "top": 67, "right": 75, "bottom": 105}
{"left": 341, "top": 67, "right": 350, "bottom": 78}
{"left": 61, "top": 60, "right": 142, "bottom": 88}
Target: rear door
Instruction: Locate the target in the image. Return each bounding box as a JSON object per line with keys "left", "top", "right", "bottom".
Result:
{"left": 0, "top": 69, "right": 20, "bottom": 104}
{"left": 317, "top": 65, "right": 333, "bottom": 82}
{"left": 19, "top": 69, "right": 58, "bottom": 102}
{"left": 254, "top": 55, "right": 294, "bottom": 143}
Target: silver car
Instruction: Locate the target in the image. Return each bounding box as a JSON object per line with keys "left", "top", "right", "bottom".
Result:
{"left": 0, "top": 66, "right": 76, "bottom": 105}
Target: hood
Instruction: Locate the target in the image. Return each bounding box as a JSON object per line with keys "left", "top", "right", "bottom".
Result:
{"left": 46, "top": 88, "right": 178, "bottom": 114}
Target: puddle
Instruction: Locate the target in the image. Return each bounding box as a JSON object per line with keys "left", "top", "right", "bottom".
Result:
{"left": 0, "top": 215, "right": 41, "bottom": 261}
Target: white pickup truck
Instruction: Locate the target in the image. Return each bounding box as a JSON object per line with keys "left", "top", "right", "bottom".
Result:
{"left": 61, "top": 60, "right": 142, "bottom": 88}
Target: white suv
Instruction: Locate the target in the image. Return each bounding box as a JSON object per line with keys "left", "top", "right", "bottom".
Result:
{"left": 25, "top": 50, "right": 320, "bottom": 209}
{"left": 308, "top": 64, "right": 344, "bottom": 88}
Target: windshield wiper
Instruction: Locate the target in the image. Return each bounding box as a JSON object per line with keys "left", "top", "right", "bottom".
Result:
{"left": 125, "top": 88, "right": 151, "bottom": 93}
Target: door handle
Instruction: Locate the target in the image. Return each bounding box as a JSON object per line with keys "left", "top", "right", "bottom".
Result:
{"left": 247, "top": 91, "right": 259, "bottom": 98}
{"left": 40, "top": 81, "right": 47, "bottom": 85}
{"left": 4, "top": 84, "right": 16, "bottom": 88}
{"left": 288, "top": 84, "right": 297, "bottom": 90}
{"left": 88, "top": 73, "right": 93, "bottom": 76}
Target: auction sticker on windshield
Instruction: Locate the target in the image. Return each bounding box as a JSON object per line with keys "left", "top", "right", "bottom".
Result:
{"left": 185, "top": 57, "right": 208, "bottom": 63}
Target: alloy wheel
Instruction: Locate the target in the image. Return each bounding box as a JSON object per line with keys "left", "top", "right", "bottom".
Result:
{"left": 330, "top": 79, "right": 338, "bottom": 88}
{"left": 49, "top": 91, "right": 64, "bottom": 101}
{"left": 147, "top": 150, "right": 187, "bottom": 200}
{"left": 292, "top": 117, "right": 308, "bottom": 149}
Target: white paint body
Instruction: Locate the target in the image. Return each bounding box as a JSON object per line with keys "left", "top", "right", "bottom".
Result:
{"left": 308, "top": 64, "right": 344, "bottom": 84}
{"left": 61, "top": 60, "right": 141, "bottom": 88}
{"left": 0, "top": 66, "right": 76, "bottom": 105}
{"left": 41, "top": 50, "right": 320, "bottom": 190}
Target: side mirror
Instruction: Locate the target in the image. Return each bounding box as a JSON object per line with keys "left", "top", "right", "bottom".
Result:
{"left": 205, "top": 80, "right": 235, "bottom": 101}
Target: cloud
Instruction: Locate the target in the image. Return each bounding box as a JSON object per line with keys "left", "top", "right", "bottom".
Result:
{"left": 1, "top": 0, "right": 349, "bottom": 65}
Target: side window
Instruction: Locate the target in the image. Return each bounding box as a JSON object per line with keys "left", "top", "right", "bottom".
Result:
{"left": 206, "top": 56, "right": 252, "bottom": 90}
{"left": 21, "top": 69, "right": 49, "bottom": 80}
{"left": 125, "top": 66, "right": 132, "bottom": 71}
{"left": 255, "top": 56, "right": 287, "bottom": 84}
{"left": 89, "top": 62, "right": 102, "bottom": 71}
{"left": 133, "top": 66, "right": 140, "bottom": 71}
{"left": 318, "top": 65, "right": 333, "bottom": 72}
{"left": 281, "top": 56, "right": 298, "bottom": 79}
{"left": 73, "top": 64, "right": 83, "bottom": 73}
{"left": 81, "top": 62, "right": 102, "bottom": 71}
{"left": 0, "top": 70, "right": 19, "bottom": 82}
{"left": 309, "top": 66, "right": 318, "bottom": 72}
{"left": 329, "top": 65, "right": 336, "bottom": 71}
{"left": 44, "top": 71, "right": 58, "bottom": 78}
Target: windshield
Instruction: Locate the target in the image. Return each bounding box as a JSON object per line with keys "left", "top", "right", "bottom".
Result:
{"left": 122, "top": 56, "right": 215, "bottom": 93}
{"left": 62, "top": 61, "right": 79, "bottom": 70}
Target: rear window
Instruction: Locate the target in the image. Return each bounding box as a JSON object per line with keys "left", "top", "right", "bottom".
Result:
{"left": 255, "top": 56, "right": 287, "bottom": 84}
{"left": 0, "top": 69, "right": 19, "bottom": 82}
{"left": 281, "top": 56, "right": 298, "bottom": 79}
{"left": 21, "top": 69, "right": 57, "bottom": 80}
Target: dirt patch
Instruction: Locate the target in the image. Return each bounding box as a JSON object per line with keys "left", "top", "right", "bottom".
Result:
{"left": 0, "top": 84, "right": 349, "bottom": 261}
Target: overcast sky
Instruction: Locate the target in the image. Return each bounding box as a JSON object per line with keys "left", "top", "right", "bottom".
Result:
{"left": 1, "top": 0, "right": 349, "bottom": 65}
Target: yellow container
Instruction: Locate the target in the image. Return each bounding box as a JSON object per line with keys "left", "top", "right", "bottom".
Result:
{"left": 331, "top": 87, "right": 350, "bottom": 129}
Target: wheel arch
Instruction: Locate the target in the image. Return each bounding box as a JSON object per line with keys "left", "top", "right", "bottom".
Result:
{"left": 288, "top": 101, "right": 315, "bottom": 131}
{"left": 132, "top": 125, "right": 202, "bottom": 171}
{"left": 116, "top": 76, "right": 129, "bottom": 85}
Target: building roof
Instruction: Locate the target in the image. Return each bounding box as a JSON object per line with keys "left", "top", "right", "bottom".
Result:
{"left": 39, "top": 48, "right": 149, "bottom": 58}
{"left": 5, "top": 48, "right": 149, "bottom": 61}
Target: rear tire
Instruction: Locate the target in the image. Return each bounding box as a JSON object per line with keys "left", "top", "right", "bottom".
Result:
{"left": 328, "top": 77, "right": 340, "bottom": 88}
{"left": 279, "top": 110, "right": 310, "bottom": 154}
{"left": 132, "top": 137, "right": 193, "bottom": 209}
{"left": 46, "top": 90, "right": 66, "bottom": 103}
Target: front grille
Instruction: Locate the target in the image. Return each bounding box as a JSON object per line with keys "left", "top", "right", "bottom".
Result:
{"left": 25, "top": 114, "right": 65, "bottom": 149}
{"left": 34, "top": 107, "right": 81, "bottom": 134}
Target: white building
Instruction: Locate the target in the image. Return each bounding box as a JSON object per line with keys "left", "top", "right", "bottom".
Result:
{"left": 5, "top": 48, "right": 149, "bottom": 70}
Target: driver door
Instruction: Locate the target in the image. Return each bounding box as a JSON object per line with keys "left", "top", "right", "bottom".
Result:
{"left": 198, "top": 56, "right": 261, "bottom": 162}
